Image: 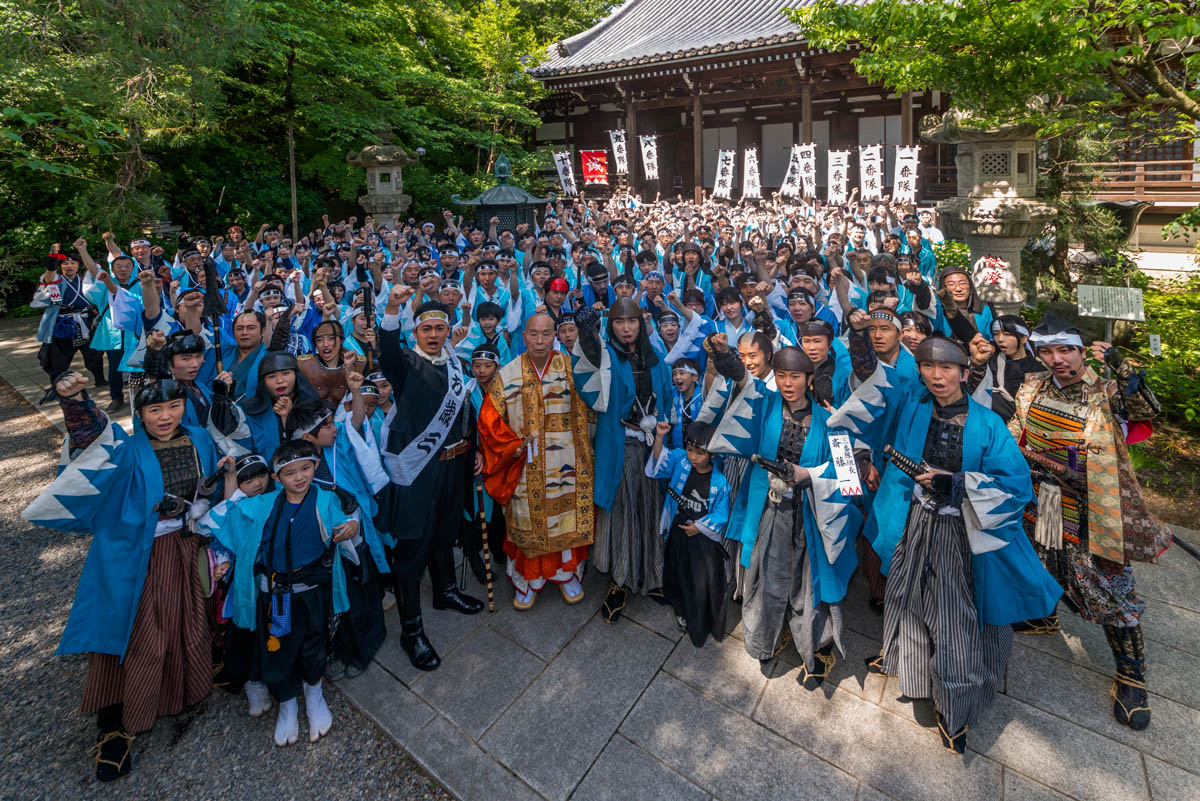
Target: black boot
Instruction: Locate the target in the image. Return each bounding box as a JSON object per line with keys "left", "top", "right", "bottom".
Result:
{"left": 432, "top": 584, "right": 485, "bottom": 615}
{"left": 94, "top": 705, "right": 132, "bottom": 782}
{"left": 1105, "top": 624, "right": 1151, "bottom": 730}
{"left": 798, "top": 644, "right": 837, "bottom": 690}
{"left": 400, "top": 616, "right": 441, "bottom": 671}
{"left": 936, "top": 711, "right": 967, "bottom": 754}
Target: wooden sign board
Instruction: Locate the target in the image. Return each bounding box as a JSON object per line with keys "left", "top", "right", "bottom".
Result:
{"left": 1077, "top": 285, "right": 1145, "bottom": 322}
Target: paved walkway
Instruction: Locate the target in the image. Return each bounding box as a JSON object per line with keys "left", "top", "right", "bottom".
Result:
{"left": 3, "top": 317, "right": 1198, "bottom": 801}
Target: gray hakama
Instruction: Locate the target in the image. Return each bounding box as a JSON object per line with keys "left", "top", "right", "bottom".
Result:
{"left": 881, "top": 498, "right": 1011, "bottom": 734}
{"left": 720, "top": 454, "right": 750, "bottom": 598}
{"left": 741, "top": 492, "right": 843, "bottom": 668}
{"left": 595, "top": 436, "right": 664, "bottom": 594}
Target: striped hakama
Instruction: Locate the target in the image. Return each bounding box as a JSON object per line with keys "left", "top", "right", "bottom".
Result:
{"left": 742, "top": 494, "right": 843, "bottom": 667}
{"left": 81, "top": 530, "right": 213, "bottom": 734}
{"left": 720, "top": 454, "right": 750, "bottom": 598}
{"left": 594, "top": 437, "right": 664, "bottom": 593}
{"left": 881, "top": 500, "right": 1010, "bottom": 734}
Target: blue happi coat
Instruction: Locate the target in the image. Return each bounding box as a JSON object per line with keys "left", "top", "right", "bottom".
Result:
{"left": 22, "top": 421, "right": 217, "bottom": 658}
{"left": 865, "top": 394, "right": 1061, "bottom": 625}
{"left": 646, "top": 448, "right": 731, "bottom": 541}
{"left": 197, "top": 487, "right": 353, "bottom": 631}
{"left": 708, "top": 377, "right": 862, "bottom": 606}
{"left": 571, "top": 338, "right": 672, "bottom": 510}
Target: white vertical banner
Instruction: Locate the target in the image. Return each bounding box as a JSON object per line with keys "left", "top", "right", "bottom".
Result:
{"left": 780, "top": 144, "right": 804, "bottom": 198}
{"left": 893, "top": 145, "right": 921, "bottom": 202}
{"left": 712, "top": 149, "right": 736, "bottom": 198}
{"left": 608, "top": 130, "right": 628, "bottom": 175}
{"left": 552, "top": 150, "right": 577, "bottom": 196}
{"left": 827, "top": 150, "right": 850, "bottom": 205}
{"left": 639, "top": 135, "right": 659, "bottom": 180}
{"left": 859, "top": 144, "right": 884, "bottom": 201}
{"left": 741, "top": 148, "right": 761, "bottom": 199}
{"left": 799, "top": 143, "right": 818, "bottom": 199}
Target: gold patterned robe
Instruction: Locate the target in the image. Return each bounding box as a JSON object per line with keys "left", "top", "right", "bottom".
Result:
{"left": 479, "top": 352, "right": 594, "bottom": 559}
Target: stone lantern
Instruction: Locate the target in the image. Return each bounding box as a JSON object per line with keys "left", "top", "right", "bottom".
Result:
{"left": 921, "top": 107, "right": 1057, "bottom": 311}
{"left": 452, "top": 155, "right": 554, "bottom": 230}
{"left": 345, "top": 144, "right": 422, "bottom": 219}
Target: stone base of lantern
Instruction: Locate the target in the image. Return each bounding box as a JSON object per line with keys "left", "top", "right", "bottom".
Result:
{"left": 359, "top": 193, "right": 412, "bottom": 217}
{"left": 936, "top": 195, "right": 1057, "bottom": 312}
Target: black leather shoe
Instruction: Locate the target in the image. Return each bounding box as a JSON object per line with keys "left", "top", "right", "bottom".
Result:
{"left": 106, "top": 397, "right": 126, "bottom": 413}
{"left": 432, "top": 585, "right": 485, "bottom": 615}
{"left": 400, "top": 618, "right": 441, "bottom": 671}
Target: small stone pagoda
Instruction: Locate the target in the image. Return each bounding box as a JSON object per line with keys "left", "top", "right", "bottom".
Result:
{"left": 346, "top": 144, "right": 421, "bottom": 218}
{"left": 922, "top": 107, "right": 1057, "bottom": 311}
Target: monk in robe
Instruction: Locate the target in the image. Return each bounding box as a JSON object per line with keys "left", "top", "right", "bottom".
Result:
{"left": 478, "top": 313, "right": 595, "bottom": 610}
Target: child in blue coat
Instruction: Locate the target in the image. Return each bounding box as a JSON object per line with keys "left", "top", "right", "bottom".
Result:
{"left": 647, "top": 419, "right": 732, "bottom": 647}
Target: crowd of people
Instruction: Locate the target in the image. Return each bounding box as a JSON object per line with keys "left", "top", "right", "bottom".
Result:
{"left": 20, "top": 190, "right": 1176, "bottom": 783}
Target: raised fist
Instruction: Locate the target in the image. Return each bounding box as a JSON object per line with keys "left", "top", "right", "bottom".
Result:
{"left": 55, "top": 371, "right": 89, "bottom": 398}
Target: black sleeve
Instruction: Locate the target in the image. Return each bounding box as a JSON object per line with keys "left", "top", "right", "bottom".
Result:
{"left": 946, "top": 309, "right": 979, "bottom": 347}
{"left": 378, "top": 324, "right": 412, "bottom": 398}
{"left": 846, "top": 325, "right": 877, "bottom": 380}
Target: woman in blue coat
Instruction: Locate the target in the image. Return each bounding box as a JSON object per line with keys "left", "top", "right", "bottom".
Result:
{"left": 864, "top": 334, "right": 1061, "bottom": 754}
{"left": 22, "top": 374, "right": 222, "bottom": 782}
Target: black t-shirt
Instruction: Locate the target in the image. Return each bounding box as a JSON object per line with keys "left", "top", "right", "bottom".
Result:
{"left": 669, "top": 467, "right": 712, "bottom": 531}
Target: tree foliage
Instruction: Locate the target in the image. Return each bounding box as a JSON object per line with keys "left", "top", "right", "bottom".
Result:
{"left": 0, "top": 0, "right": 616, "bottom": 299}
{"left": 788, "top": 0, "right": 1200, "bottom": 135}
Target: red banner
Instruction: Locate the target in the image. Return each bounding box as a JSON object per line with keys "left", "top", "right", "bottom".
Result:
{"left": 580, "top": 150, "right": 609, "bottom": 185}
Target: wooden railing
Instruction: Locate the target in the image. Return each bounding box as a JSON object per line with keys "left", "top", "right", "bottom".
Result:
{"left": 914, "top": 160, "right": 1200, "bottom": 203}
{"left": 1071, "top": 160, "right": 1200, "bottom": 202}
{"left": 920, "top": 164, "right": 958, "bottom": 200}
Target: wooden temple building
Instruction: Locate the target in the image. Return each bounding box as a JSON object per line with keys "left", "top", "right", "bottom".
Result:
{"left": 530, "top": 0, "right": 955, "bottom": 202}
{"left": 529, "top": 0, "right": 1199, "bottom": 272}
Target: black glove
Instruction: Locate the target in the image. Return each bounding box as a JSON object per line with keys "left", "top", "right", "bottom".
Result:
{"left": 209, "top": 394, "right": 238, "bottom": 436}
{"left": 575, "top": 304, "right": 600, "bottom": 332}
{"left": 574, "top": 305, "right": 603, "bottom": 365}
{"left": 710, "top": 344, "right": 746, "bottom": 382}
{"left": 333, "top": 485, "right": 360, "bottom": 516}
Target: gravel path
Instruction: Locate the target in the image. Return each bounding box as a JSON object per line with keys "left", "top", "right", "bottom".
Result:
{"left": 0, "top": 379, "right": 453, "bottom": 801}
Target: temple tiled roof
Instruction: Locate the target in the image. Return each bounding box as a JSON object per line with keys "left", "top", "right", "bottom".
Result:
{"left": 530, "top": 0, "right": 843, "bottom": 78}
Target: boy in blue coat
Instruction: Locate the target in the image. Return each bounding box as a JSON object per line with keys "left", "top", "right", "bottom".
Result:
{"left": 199, "top": 440, "right": 360, "bottom": 747}
{"left": 648, "top": 419, "right": 731, "bottom": 647}
{"left": 863, "top": 334, "right": 1061, "bottom": 754}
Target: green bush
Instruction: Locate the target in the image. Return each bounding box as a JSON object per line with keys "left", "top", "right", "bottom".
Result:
{"left": 932, "top": 240, "right": 971, "bottom": 272}
{"left": 1131, "top": 276, "right": 1200, "bottom": 432}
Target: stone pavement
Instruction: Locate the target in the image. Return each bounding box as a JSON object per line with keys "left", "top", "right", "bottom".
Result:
{"left": 2, "top": 317, "right": 1198, "bottom": 801}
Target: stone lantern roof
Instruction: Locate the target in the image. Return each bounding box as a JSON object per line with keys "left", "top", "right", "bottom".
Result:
{"left": 452, "top": 155, "right": 553, "bottom": 207}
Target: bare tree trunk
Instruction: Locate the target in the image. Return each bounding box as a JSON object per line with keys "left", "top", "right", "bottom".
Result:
{"left": 286, "top": 46, "right": 298, "bottom": 240}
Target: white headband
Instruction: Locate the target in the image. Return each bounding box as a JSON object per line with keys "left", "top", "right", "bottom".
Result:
{"left": 272, "top": 455, "right": 319, "bottom": 472}
{"left": 289, "top": 409, "right": 332, "bottom": 440}
{"left": 1030, "top": 331, "right": 1084, "bottom": 348}
{"left": 415, "top": 309, "right": 449, "bottom": 325}
{"left": 673, "top": 365, "right": 699, "bottom": 376}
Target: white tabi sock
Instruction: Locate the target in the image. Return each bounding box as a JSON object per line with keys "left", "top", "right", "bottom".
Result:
{"left": 304, "top": 680, "right": 333, "bottom": 742}
{"left": 274, "top": 697, "right": 299, "bottom": 747}
{"left": 562, "top": 576, "right": 583, "bottom": 600}
{"left": 245, "top": 681, "right": 272, "bottom": 717}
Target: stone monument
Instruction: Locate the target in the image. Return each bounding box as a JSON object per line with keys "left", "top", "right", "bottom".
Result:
{"left": 346, "top": 144, "right": 421, "bottom": 218}
{"left": 921, "top": 107, "right": 1057, "bottom": 311}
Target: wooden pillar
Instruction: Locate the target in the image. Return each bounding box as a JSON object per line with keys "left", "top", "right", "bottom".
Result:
{"left": 901, "top": 90, "right": 914, "bottom": 146}
{"left": 801, "top": 82, "right": 813, "bottom": 143}
{"left": 692, "top": 91, "right": 703, "bottom": 203}
{"left": 626, "top": 94, "right": 639, "bottom": 195}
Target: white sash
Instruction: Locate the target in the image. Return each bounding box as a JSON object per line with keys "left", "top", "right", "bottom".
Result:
{"left": 383, "top": 349, "right": 467, "bottom": 486}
